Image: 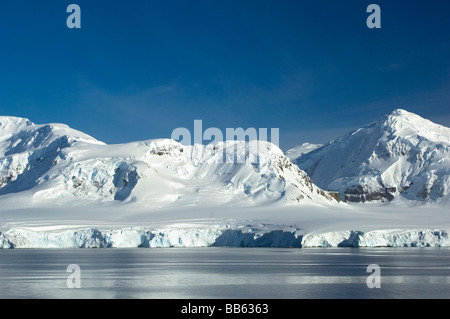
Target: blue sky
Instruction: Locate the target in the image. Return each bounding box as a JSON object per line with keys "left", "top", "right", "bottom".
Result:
{"left": 0, "top": 0, "right": 449, "bottom": 150}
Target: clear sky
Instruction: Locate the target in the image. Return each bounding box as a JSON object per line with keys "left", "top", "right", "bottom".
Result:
{"left": 1, "top": 0, "right": 449, "bottom": 150}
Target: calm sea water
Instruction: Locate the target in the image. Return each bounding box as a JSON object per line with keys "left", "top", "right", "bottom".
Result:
{"left": 0, "top": 248, "right": 449, "bottom": 299}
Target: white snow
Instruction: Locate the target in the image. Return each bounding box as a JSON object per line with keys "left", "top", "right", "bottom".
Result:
{"left": 0, "top": 117, "right": 339, "bottom": 206}
{"left": 302, "top": 229, "right": 450, "bottom": 247}
{"left": 2, "top": 221, "right": 449, "bottom": 249}
{"left": 0, "top": 232, "right": 13, "bottom": 249}
{"left": 285, "top": 142, "right": 323, "bottom": 161}
{"left": 0, "top": 113, "right": 448, "bottom": 249}
{"left": 0, "top": 201, "right": 448, "bottom": 249}
{"left": 6, "top": 227, "right": 109, "bottom": 248}
{"left": 297, "top": 109, "right": 450, "bottom": 204}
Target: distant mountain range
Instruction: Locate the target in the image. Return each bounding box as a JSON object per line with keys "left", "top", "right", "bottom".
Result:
{"left": 0, "top": 116, "right": 339, "bottom": 208}
{"left": 0, "top": 110, "right": 449, "bottom": 250}
{"left": 0, "top": 109, "right": 448, "bottom": 208}
{"left": 291, "top": 109, "right": 450, "bottom": 204}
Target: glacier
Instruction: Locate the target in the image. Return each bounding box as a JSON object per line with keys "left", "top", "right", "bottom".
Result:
{"left": 0, "top": 112, "right": 448, "bottom": 249}
{"left": 0, "top": 232, "right": 13, "bottom": 249}
{"left": 301, "top": 229, "right": 450, "bottom": 247}
{"left": 1, "top": 225, "right": 449, "bottom": 249}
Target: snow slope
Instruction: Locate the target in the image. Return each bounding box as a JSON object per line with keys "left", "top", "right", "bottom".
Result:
{"left": 285, "top": 143, "right": 323, "bottom": 162}
{"left": 0, "top": 116, "right": 340, "bottom": 207}
{"left": 296, "top": 109, "right": 450, "bottom": 204}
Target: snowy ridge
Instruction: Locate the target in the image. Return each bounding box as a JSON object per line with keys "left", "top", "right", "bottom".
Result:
{"left": 1, "top": 226, "right": 448, "bottom": 249}
{"left": 0, "top": 117, "right": 340, "bottom": 206}
{"left": 0, "top": 116, "right": 104, "bottom": 196}
{"left": 296, "top": 109, "right": 450, "bottom": 204}
{"left": 285, "top": 142, "right": 323, "bottom": 161}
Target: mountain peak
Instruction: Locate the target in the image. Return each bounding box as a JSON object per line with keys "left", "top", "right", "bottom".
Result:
{"left": 390, "top": 108, "right": 410, "bottom": 116}
{"left": 385, "top": 108, "right": 428, "bottom": 124}
{"left": 297, "top": 109, "right": 450, "bottom": 204}
{"left": 0, "top": 116, "right": 33, "bottom": 131}
{"left": 0, "top": 116, "right": 104, "bottom": 149}
{"left": 379, "top": 109, "right": 450, "bottom": 144}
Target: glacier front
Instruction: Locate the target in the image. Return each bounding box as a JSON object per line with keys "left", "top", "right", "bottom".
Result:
{"left": 2, "top": 225, "right": 449, "bottom": 249}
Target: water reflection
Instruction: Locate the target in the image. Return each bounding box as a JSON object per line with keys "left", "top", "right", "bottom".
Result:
{"left": 0, "top": 248, "right": 449, "bottom": 299}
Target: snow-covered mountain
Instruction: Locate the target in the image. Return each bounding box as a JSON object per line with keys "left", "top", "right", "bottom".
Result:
{"left": 1, "top": 114, "right": 450, "bottom": 250}
{"left": 296, "top": 109, "right": 450, "bottom": 204}
{"left": 0, "top": 116, "right": 340, "bottom": 207}
{"left": 285, "top": 143, "right": 323, "bottom": 162}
